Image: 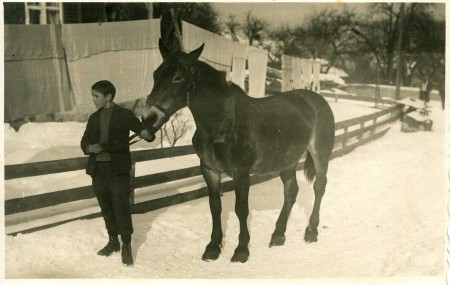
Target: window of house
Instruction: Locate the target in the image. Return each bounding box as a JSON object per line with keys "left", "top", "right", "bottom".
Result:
{"left": 25, "top": 2, "right": 62, "bottom": 24}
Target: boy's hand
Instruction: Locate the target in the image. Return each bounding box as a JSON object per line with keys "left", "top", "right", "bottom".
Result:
{"left": 88, "top": 144, "right": 103, "bottom": 154}
{"left": 140, "top": 129, "right": 156, "bottom": 142}
{"left": 140, "top": 129, "right": 151, "bottom": 139}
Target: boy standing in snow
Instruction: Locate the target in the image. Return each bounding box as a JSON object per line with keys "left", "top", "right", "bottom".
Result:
{"left": 81, "top": 80, "right": 152, "bottom": 266}
{"left": 419, "top": 75, "right": 432, "bottom": 107}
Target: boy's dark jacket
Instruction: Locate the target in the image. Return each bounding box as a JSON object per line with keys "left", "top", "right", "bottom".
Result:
{"left": 81, "top": 104, "right": 144, "bottom": 176}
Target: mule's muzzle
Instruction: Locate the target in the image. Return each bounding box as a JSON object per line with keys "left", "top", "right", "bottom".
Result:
{"left": 141, "top": 105, "right": 168, "bottom": 133}
{"left": 143, "top": 132, "right": 156, "bottom": 142}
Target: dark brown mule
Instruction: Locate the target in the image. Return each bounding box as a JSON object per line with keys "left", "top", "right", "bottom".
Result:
{"left": 142, "top": 40, "right": 335, "bottom": 263}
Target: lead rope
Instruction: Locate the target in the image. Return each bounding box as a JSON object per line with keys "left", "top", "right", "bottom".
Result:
{"left": 128, "top": 133, "right": 142, "bottom": 145}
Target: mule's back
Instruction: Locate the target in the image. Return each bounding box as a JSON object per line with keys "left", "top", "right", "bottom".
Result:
{"left": 231, "top": 88, "right": 334, "bottom": 174}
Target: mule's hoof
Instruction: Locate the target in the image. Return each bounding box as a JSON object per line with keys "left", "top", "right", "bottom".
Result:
{"left": 231, "top": 247, "right": 249, "bottom": 263}
{"left": 304, "top": 226, "right": 318, "bottom": 243}
{"left": 269, "top": 234, "right": 286, "bottom": 247}
{"left": 202, "top": 244, "right": 221, "bottom": 261}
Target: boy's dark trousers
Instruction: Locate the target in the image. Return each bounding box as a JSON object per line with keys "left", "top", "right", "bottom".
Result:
{"left": 92, "top": 161, "right": 133, "bottom": 243}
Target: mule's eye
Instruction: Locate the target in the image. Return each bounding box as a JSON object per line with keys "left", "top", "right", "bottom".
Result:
{"left": 173, "top": 75, "right": 184, "bottom": 83}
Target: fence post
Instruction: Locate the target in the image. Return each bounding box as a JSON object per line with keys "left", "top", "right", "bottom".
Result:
{"left": 359, "top": 122, "right": 365, "bottom": 140}
{"left": 372, "top": 117, "right": 377, "bottom": 135}
{"left": 343, "top": 127, "right": 348, "bottom": 148}
{"left": 129, "top": 162, "right": 136, "bottom": 206}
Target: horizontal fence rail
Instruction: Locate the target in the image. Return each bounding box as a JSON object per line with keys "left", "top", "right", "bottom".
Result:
{"left": 320, "top": 91, "right": 396, "bottom": 105}
{"left": 5, "top": 145, "right": 196, "bottom": 180}
{"left": 5, "top": 103, "right": 402, "bottom": 234}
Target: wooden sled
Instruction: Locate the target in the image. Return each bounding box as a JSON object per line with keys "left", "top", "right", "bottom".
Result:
{"left": 397, "top": 98, "right": 432, "bottom": 132}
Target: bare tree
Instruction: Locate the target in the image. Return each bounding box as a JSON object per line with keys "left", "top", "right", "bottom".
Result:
{"left": 303, "top": 10, "right": 357, "bottom": 72}
{"left": 104, "top": 3, "right": 149, "bottom": 22}
{"left": 160, "top": 110, "right": 191, "bottom": 148}
{"left": 242, "top": 11, "right": 267, "bottom": 46}
{"left": 268, "top": 10, "right": 358, "bottom": 73}
{"left": 153, "top": 3, "right": 221, "bottom": 34}
{"left": 225, "top": 14, "right": 240, "bottom": 42}
{"left": 351, "top": 3, "right": 444, "bottom": 85}
{"left": 350, "top": 3, "right": 401, "bottom": 84}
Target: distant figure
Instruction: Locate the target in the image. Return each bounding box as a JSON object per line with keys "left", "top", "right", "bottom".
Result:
{"left": 439, "top": 79, "right": 445, "bottom": 110}
{"left": 419, "top": 75, "right": 432, "bottom": 107}
{"left": 80, "top": 80, "right": 152, "bottom": 266}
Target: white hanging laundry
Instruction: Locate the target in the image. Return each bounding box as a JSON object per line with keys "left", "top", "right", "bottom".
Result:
{"left": 282, "top": 55, "right": 321, "bottom": 93}
{"left": 231, "top": 42, "right": 248, "bottom": 89}
{"left": 62, "top": 19, "right": 160, "bottom": 61}
{"left": 247, "top": 48, "right": 268, "bottom": 98}
{"left": 281, "top": 55, "right": 293, "bottom": 92}
{"left": 68, "top": 49, "right": 162, "bottom": 106}
{"left": 183, "top": 21, "right": 234, "bottom": 76}
{"left": 62, "top": 20, "right": 162, "bottom": 106}
{"left": 302, "top": 59, "right": 313, "bottom": 90}
{"left": 312, "top": 61, "right": 321, "bottom": 93}
{"left": 292, "top": 57, "right": 304, "bottom": 89}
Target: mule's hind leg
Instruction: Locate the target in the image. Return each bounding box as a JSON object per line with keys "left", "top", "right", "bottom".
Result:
{"left": 304, "top": 175, "right": 327, "bottom": 242}
{"left": 270, "top": 165, "right": 299, "bottom": 247}
{"left": 304, "top": 154, "right": 329, "bottom": 243}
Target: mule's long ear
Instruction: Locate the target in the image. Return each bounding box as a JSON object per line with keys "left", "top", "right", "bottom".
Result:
{"left": 187, "top": 43, "right": 204, "bottom": 63}
{"left": 159, "top": 38, "right": 172, "bottom": 61}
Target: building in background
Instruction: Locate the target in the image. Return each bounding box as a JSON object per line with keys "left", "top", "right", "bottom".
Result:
{"left": 3, "top": 2, "right": 153, "bottom": 24}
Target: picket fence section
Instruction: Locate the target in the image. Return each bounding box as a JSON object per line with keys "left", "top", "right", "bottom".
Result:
{"left": 4, "top": 104, "right": 402, "bottom": 235}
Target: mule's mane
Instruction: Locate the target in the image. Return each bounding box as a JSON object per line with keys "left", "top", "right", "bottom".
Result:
{"left": 194, "top": 60, "right": 227, "bottom": 82}
{"left": 227, "top": 81, "right": 248, "bottom": 96}
{"left": 193, "top": 59, "right": 250, "bottom": 100}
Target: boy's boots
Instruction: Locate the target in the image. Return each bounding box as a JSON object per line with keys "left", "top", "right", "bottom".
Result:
{"left": 97, "top": 236, "right": 120, "bottom": 256}
{"left": 121, "top": 243, "right": 133, "bottom": 266}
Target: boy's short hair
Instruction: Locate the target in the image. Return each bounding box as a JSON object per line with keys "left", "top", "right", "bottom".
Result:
{"left": 92, "top": 80, "right": 116, "bottom": 100}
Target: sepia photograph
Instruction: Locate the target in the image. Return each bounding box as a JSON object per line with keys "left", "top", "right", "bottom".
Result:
{"left": 2, "top": 1, "right": 447, "bottom": 284}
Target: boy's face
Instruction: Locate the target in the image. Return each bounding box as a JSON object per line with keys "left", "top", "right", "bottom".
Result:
{"left": 92, "top": 90, "right": 111, "bottom": 109}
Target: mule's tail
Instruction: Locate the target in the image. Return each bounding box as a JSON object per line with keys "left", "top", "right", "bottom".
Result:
{"left": 304, "top": 151, "right": 316, "bottom": 183}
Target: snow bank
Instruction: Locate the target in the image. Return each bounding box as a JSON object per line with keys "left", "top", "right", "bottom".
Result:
{"left": 4, "top": 122, "right": 87, "bottom": 164}
{"left": 320, "top": 72, "right": 346, "bottom": 87}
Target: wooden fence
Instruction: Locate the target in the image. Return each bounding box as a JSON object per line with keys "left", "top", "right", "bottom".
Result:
{"left": 5, "top": 104, "right": 402, "bottom": 235}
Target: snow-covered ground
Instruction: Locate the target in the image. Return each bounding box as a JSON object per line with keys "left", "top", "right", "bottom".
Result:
{"left": 3, "top": 99, "right": 447, "bottom": 283}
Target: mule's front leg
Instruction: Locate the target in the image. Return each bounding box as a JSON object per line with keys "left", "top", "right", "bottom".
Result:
{"left": 231, "top": 171, "right": 250, "bottom": 263}
{"left": 201, "top": 165, "right": 223, "bottom": 261}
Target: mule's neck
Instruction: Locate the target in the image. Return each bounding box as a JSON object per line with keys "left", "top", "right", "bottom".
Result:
{"left": 188, "top": 61, "right": 236, "bottom": 140}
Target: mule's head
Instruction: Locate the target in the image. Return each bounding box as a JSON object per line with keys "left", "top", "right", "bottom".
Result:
{"left": 142, "top": 39, "right": 204, "bottom": 133}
